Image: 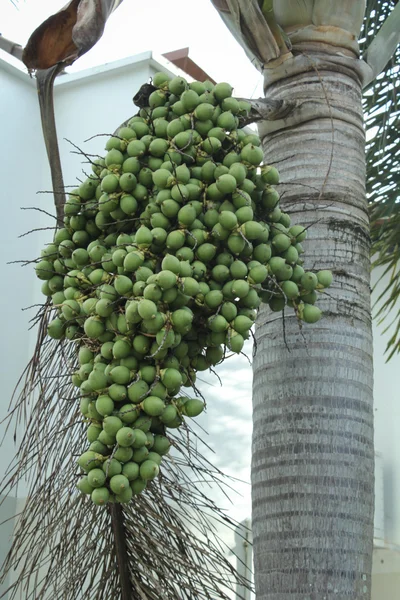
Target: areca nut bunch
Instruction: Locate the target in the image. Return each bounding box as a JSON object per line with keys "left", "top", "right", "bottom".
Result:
{"left": 34, "top": 72, "right": 332, "bottom": 505}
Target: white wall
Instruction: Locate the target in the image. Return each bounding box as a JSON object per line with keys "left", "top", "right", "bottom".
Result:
{"left": 53, "top": 53, "right": 156, "bottom": 185}
{"left": 0, "top": 52, "right": 52, "bottom": 480}
{"left": 0, "top": 51, "right": 52, "bottom": 598}
{"left": 372, "top": 266, "right": 400, "bottom": 549}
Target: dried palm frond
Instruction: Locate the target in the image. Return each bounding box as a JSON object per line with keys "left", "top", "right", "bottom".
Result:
{"left": 0, "top": 302, "right": 252, "bottom": 599}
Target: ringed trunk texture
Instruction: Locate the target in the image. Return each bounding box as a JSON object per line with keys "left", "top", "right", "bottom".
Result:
{"left": 252, "top": 51, "right": 374, "bottom": 599}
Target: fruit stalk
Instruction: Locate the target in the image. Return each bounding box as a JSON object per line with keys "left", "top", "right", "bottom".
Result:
{"left": 109, "top": 504, "right": 133, "bottom": 599}
{"left": 36, "top": 64, "right": 67, "bottom": 225}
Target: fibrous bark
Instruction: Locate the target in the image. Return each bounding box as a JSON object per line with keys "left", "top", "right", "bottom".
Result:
{"left": 252, "top": 48, "right": 374, "bottom": 600}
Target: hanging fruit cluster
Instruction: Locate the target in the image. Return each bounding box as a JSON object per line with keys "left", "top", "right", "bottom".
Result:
{"left": 34, "top": 72, "right": 332, "bottom": 505}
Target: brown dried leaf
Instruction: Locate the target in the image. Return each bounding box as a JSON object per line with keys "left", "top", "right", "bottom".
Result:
{"left": 22, "top": 0, "right": 124, "bottom": 70}
{"left": 211, "top": 0, "right": 230, "bottom": 11}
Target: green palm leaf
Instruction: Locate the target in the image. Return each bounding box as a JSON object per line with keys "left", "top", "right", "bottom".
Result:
{"left": 361, "top": 0, "right": 400, "bottom": 359}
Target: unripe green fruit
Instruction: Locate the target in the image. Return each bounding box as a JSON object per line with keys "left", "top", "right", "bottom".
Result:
{"left": 195, "top": 102, "right": 215, "bottom": 121}
{"left": 241, "top": 221, "right": 264, "bottom": 240}
{"left": 132, "top": 446, "right": 150, "bottom": 465}
{"left": 168, "top": 76, "right": 187, "bottom": 95}
{"left": 281, "top": 281, "right": 300, "bottom": 299}
{"left": 131, "top": 428, "right": 148, "bottom": 449}
{"left": 113, "top": 339, "right": 131, "bottom": 359}
{"left": 153, "top": 72, "right": 170, "bottom": 88}
{"left": 208, "top": 314, "right": 228, "bottom": 333}
{"left": 122, "top": 462, "right": 140, "bottom": 481}
{"left": 289, "top": 225, "right": 307, "bottom": 242}
{"left": 291, "top": 265, "right": 305, "bottom": 283}
{"left": 240, "top": 144, "right": 263, "bottom": 166}
{"left": 114, "top": 447, "right": 133, "bottom": 463}
{"left": 232, "top": 279, "right": 250, "bottom": 298}
{"left": 160, "top": 405, "right": 178, "bottom": 424}
{"left": 103, "top": 416, "right": 123, "bottom": 437}
{"left": 127, "top": 139, "right": 146, "bottom": 158}
{"left": 301, "top": 303, "right": 322, "bottom": 324}
{"left": 119, "top": 172, "right": 137, "bottom": 193}
{"left": 131, "top": 478, "right": 147, "bottom": 495}
{"left": 269, "top": 256, "right": 286, "bottom": 275}
{"left": 282, "top": 246, "right": 299, "bottom": 264}
{"left": 35, "top": 260, "right": 54, "bottom": 281}
{"left": 221, "top": 97, "right": 240, "bottom": 114}
{"left": 235, "top": 206, "right": 254, "bottom": 224}
{"left": 167, "top": 118, "right": 185, "bottom": 138}
{"left": 143, "top": 396, "right": 166, "bottom": 417}
{"left": 205, "top": 290, "right": 223, "bottom": 309}
{"left": 91, "top": 487, "right": 110, "bottom": 505}
{"left": 116, "top": 486, "right": 134, "bottom": 504}
{"left": 86, "top": 424, "right": 101, "bottom": 444}
{"left": 108, "top": 384, "right": 127, "bottom": 402}
{"left": 149, "top": 89, "right": 167, "bottom": 108}
{"left": 152, "top": 435, "right": 171, "bottom": 455}
{"left": 272, "top": 233, "right": 292, "bottom": 252}
{"left": 317, "top": 270, "right": 333, "bottom": 288}
{"left": 87, "top": 369, "right": 108, "bottom": 391}
{"left": 156, "top": 270, "right": 176, "bottom": 290}
{"left": 300, "top": 272, "right": 318, "bottom": 291}
{"left": 110, "top": 474, "right": 130, "bottom": 495}
{"left": 116, "top": 427, "right": 136, "bottom": 447}
{"left": 268, "top": 296, "right": 285, "bottom": 312}
{"left": 161, "top": 368, "right": 182, "bottom": 390}
{"left": 233, "top": 315, "right": 253, "bottom": 334}
{"left": 79, "top": 347, "right": 93, "bottom": 365}
{"left": 301, "top": 290, "right": 318, "bottom": 304}
{"left": 248, "top": 265, "right": 268, "bottom": 284}
{"left": 138, "top": 299, "right": 157, "bottom": 320}
{"left": 95, "top": 395, "right": 114, "bottom": 417}
{"left": 166, "top": 230, "right": 185, "bottom": 251}
{"left": 214, "top": 82, "right": 233, "bottom": 101}
{"left": 102, "top": 459, "right": 122, "bottom": 479}
{"left": 139, "top": 460, "right": 159, "bottom": 481}
{"left": 274, "top": 264, "right": 293, "bottom": 282}
{"left": 212, "top": 264, "right": 230, "bottom": 282}
{"left": 132, "top": 334, "right": 152, "bottom": 355}
{"left": 227, "top": 233, "right": 246, "bottom": 255}
{"left": 77, "top": 477, "right": 94, "bottom": 495}
{"left": 128, "top": 380, "right": 149, "bottom": 404}
{"left": 48, "top": 318, "right": 65, "bottom": 340}
{"left": 78, "top": 451, "right": 102, "bottom": 472}
{"left": 178, "top": 204, "right": 197, "bottom": 227}
{"left": 181, "top": 89, "right": 200, "bottom": 111}
{"left": 149, "top": 137, "right": 169, "bottom": 158}
{"left": 87, "top": 468, "right": 106, "bottom": 488}
{"left": 261, "top": 165, "right": 280, "bottom": 185}
{"left": 227, "top": 330, "right": 244, "bottom": 353}
{"left": 183, "top": 399, "right": 205, "bottom": 417}
{"left": 202, "top": 137, "right": 222, "bottom": 155}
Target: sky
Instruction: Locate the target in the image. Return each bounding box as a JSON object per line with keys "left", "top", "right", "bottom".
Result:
{"left": 2, "top": 0, "right": 265, "bottom": 99}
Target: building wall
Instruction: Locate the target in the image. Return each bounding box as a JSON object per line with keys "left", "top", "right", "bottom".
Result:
{"left": 53, "top": 53, "right": 156, "bottom": 186}
{"left": 0, "top": 53, "right": 51, "bottom": 488}
{"left": 371, "top": 265, "right": 400, "bottom": 550}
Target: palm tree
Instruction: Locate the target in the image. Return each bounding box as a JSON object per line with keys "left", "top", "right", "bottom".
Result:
{"left": 1, "top": 1, "right": 399, "bottom": 599}
{"left": 210, "top": 1, "right": 399, "bottom": 598}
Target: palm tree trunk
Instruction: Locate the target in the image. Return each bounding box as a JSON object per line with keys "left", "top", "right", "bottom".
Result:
{"left": 252, "top": 53, "right": 374, "bottom": 599}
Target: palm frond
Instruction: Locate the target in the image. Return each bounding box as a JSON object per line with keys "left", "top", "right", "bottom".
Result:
{"left": 0, "top": 303, "right": 252, "bottom": 599}
{"left": 360, "top": 0, "right": 400, "bottom": 359}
